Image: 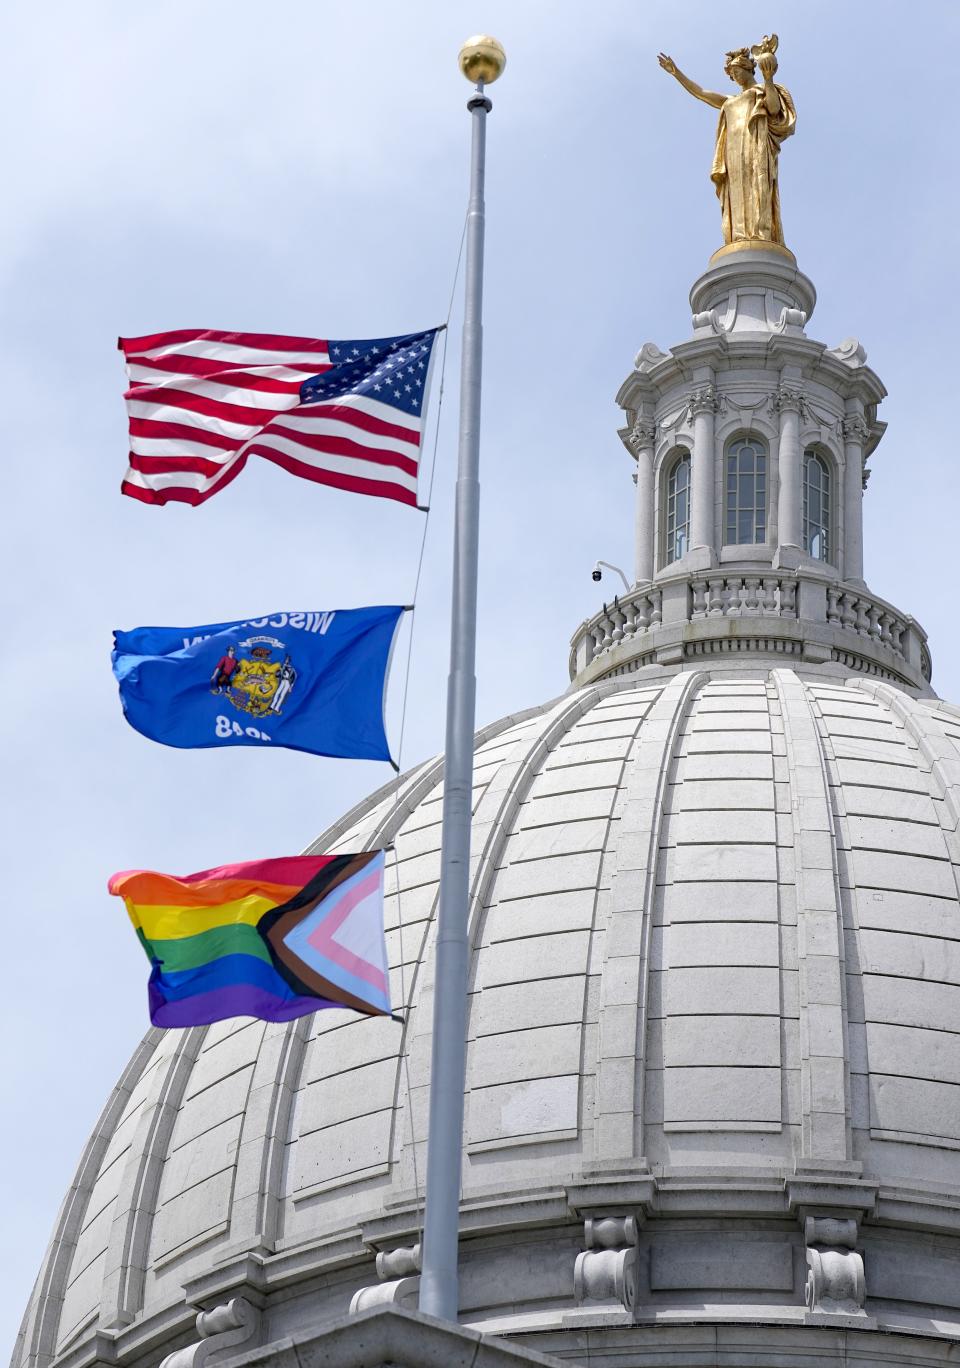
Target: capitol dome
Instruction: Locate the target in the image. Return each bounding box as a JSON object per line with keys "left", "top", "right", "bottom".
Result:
{"left": 15, "top": 252, "right": 960, "bottom": 1368}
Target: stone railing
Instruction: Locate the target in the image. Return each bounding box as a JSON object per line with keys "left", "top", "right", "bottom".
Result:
{"left": 569, "top": 570, "right": 931, "bottom": 693}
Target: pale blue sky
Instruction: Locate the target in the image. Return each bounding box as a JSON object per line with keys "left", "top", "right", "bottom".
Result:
{"left": 4, "top": 0, "right": 958, "bottom": 1350}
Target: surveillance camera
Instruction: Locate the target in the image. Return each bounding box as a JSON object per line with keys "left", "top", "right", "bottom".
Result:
{"left": 591, "top": 569, "right": 602, "bottom": 582}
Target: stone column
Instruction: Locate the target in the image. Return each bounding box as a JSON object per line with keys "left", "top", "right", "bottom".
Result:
{"left": 842, "top": 408, "right": 869, "bottom": 583}
{"left": 775, "top": 382, "right": 804, "bottom": 553}
{"left": 688, "top": 381, "right": 719, "bottom": 563}
{"left": 630, "top": 418, "right": 656, "bottom": 584}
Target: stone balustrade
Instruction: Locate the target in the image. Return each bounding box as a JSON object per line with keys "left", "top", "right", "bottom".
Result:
{"left": 569, "top": 569, "right": 931, "bottom": 693}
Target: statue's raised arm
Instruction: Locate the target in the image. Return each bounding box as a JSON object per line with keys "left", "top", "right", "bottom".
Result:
{"left": 657, "top": 53, "right": 726, "bottom": 109}
{"left": 658, "top": 34, "right": 796, "bottom": 253}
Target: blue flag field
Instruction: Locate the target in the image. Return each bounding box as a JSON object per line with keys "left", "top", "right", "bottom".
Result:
{"left": 112, "top": 606, "right": 405, "bottom": 762}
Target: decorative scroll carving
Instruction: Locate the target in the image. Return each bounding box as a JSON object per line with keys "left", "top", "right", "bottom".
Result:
{"left": 350, "top": 1277, "right": 420, "bottom": 1313}
{"left": 775, "top": 306, "right": 807, "bottom": 332}
{"left": 574, "top": 1215, "right": 640, "bottom": 1312}
{"left": 350, "top": 1243, "right": 421, "bottom": 1315}
{"left": 634, "top": 342, "right": 670, "bottom": 372}
{"left": 804, "top": 1216, "right": 866, "bottom": 1316}
{"left": 691, "top": 307, "right": 728, "bottom": 335}
{"left": 841, "top": 414, "right": 870, "bottom": 443}
{"left": 375, "top": 1242, "right": 421, "bottom": 1280}
{"left": 628, "top": 418, "right": 657, "bottom": 453}
{"left": 827, "top": 337, "right": 868, "bottom": 367}
{"left": 159, "top": 1298, "right": 259, "bottom": 1368}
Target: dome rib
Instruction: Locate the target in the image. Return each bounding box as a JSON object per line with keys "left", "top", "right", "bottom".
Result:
{"left": 595, "top": 670, "right": 703, "bottom": 1166}
{"left": 401, "top": 682, "right": 638, "bottom": 1194}
{"left": 17, "top": 1029, "right": 165, "bottom": 1368}
{"left": 773, "top": 668, "right": 852, "bottom": 1164}
{"left": 99, "top": 1026, "right": 208, "bottom": 1333}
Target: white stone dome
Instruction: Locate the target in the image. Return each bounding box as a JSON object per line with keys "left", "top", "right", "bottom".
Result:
{"left": 16, "top": 663, "right": 960, "bottom": 1367}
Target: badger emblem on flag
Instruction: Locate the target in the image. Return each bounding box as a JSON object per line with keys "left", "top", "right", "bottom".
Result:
{"left": 211, "top": 634, "right": 297, "bottom": 719}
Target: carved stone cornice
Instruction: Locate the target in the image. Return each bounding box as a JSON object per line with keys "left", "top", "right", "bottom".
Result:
{"left": 842, "top": 414, "right": 870, "bottom": 443}
{"left": 627, "top": 418, "right": 657, "bottom": 453}
{"left": 688, "top": 384, "right": 721, "bottom": 418}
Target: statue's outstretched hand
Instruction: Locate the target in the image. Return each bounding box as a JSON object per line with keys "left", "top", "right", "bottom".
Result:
{"left": 757, "top": 51, "right": 778, "bottom": 80}
{"left": 658, "top": 53, "right": 677, "bottom": 76}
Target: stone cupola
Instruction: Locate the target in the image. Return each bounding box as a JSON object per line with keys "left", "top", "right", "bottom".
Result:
{"left": 570, "top": 248, "right": 932, "bottom": 695}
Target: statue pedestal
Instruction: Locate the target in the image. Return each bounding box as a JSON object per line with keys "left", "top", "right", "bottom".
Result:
{"left": 710, "top": 239, "right": 796, "bottom": 266}
{"left": 690, "top": 247, "right": 816, "bottom": 337}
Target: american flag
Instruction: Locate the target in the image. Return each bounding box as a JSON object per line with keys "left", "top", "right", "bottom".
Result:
{"left": 118, "top": 327, "right": 441, "bottom": 508}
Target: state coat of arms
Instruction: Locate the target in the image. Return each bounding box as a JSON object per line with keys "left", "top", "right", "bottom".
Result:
{"left": 210, "top": 635, "right": 298, "bottom": 720}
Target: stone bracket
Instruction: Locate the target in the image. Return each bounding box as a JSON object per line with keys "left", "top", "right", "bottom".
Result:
{"left": 350, "top": 1242, "right": 421, "bottom": 1316}
{"left": 802, "top": 1215, "right": 868, "bottom": 1319}
{"left": 573, "top": 1213, "right": 643, "bottom": 1314}
{"left": 159, "top": 1297, "right": 260, "bottom": 1368}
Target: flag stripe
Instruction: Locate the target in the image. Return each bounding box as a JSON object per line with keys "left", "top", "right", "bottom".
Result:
{"left": 119, "top": 328, "right": 436, "bottom": 507}
{"left": 247, "top": 431, "right": 419, "bottom": 475}
{"left": 127, "top": 354, "right": 331, "bottom": 381}
{"left": 127, "top": 385, "right": 299, "bottom": 425}
{"left": 245, "top": 447, "right": 418, "bottom": 504}
{"left": 149, "top": 981, "right": 322, "bottom": 1027}
{"left": 150, "top": 923, "right": 274, "bottom": 971}
{"left": 133, "top": 895, "right": 282, "bottom": 940}
{"left": 122, "top": 327, "right": 332, "bottom": 354}
{"left": 128, "top": 416, "right": 243, "bottom": 451}
{"left": 126, "top": 366, "right": 311, "bottom": 397}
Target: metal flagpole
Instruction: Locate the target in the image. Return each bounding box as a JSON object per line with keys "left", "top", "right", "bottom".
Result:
{"left": 418, "top": 35, "right": 506, "bottom": 1323}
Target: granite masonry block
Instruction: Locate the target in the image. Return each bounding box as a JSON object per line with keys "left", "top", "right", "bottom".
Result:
{"left": 297, "top": 1058, "right": 399, "bottom": 1136}
{"left": 291, "top": 1109, "right": 392, "bottom": 1189}
{"left": 863, "top": 974, "right": 960, "bottom": 1033}
{"left": 869, "top": 1073, "right": 960, "bottom": 1144}
{"left": 480, "top": 931, "right": 591, "bottom": 987}
{"left": 483, "top": 889, "right": 597, "bottom": 942}
{"left": 850, "top": 849, "right": 956, "bottom": 898}
{"left": 494, "top": 851, "right": 603, "bottom": 901}
{"left": 866, "top": 1021, "right": 960, "bottom": 1086}
{"left": 469, "top": 1023, "right": 582, "bottom": 1086}
{"left": 674, "top": 808, "right": 777, "bottom": 844}
{"left": 662, "top": 880, "right": 780, "bottom": 922}
{"left": 667, "top": 920, "right": 779, "bottom": 968}
{"left": 664, "top": 1013, "right": 780, "bottom": 1067}
{"left": 519, "top": 788, "right": 619, "bottom": 826}
{"left": 859, "top": 927, "right": 960, "bottom": 983}
{"left": 665, "top": 841, "right": 778, "bottom": 882}
{"left": 846, "top": 815, "right": 948, "bottom": 858}
{"left": 665, "top": 965, "right": 780, "bottom": 1015}
{"left": 663, "top": 1064, "right": 781, "bottom": 1124}
{"left": 468, "top": 1075, "right": 579, "bottom": 1143}
{"left": 677, "top": 778, "right": 775, "bottom": 810}
{"left": 684, "top": 729, "right": 773, "bottom": 754}
{"left": 682, "top": 751, "right": 775, "bottom": 780}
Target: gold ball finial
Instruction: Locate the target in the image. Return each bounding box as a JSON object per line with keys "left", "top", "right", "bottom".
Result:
{"left": 458, "top": 35, "right": 506, "bottom": 85}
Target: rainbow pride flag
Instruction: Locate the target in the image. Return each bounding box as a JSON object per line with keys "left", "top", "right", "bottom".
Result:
{"left": 109, "top": 852, "right": 390, "bottom": 1027}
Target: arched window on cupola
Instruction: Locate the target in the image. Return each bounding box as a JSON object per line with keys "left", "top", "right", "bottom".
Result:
{"left": 664, "top": 450, "right": 691, "bottom": 566}
{"left": 724, "top": 436, "right": 768, "bottom": 545}
{"left": 803, "top": 448, "right": 832, "bottom": 563}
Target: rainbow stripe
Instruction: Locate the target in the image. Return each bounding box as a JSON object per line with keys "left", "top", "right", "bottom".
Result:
{"left": 109, "top": 852, "right": 390, "bottom": 1027}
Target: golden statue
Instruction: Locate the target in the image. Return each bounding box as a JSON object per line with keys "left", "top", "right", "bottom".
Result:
{"left": 658, "top": 35, "right": 796, "bottom": 253}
